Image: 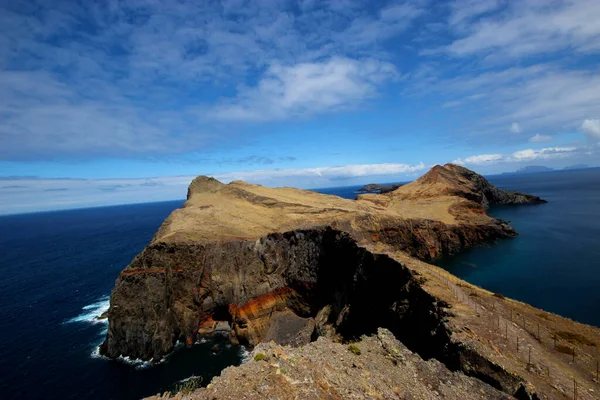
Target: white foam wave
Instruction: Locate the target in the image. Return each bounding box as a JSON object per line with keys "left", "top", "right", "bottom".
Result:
{"left": 177, "top": 375, "right": 201, "bottom": 384}
{"left": 66, "top": 295, "right": 110, "bottom": 325}
{"left": 239, "top": 345, "right": 250, "bottom": 363}
{"left": 90, "top": 340, "right": 184, "bottom": 369}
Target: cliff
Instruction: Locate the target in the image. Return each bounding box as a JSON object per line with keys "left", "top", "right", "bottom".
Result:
{"left": 100, "top": 164, "right": 600, "bottom": 399}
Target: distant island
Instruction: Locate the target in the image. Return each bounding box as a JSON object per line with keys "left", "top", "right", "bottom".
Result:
{"left": 357, "top": 183, "right": 404, "bottom": 194}
{"left": 502, "top": 164, "right": 592, "bottom": 175}
{"left": 516, "top": 165, "right": 554, "bottom": 174}
{"left": 563, "top": 164, "right": 590, "bottom": 170}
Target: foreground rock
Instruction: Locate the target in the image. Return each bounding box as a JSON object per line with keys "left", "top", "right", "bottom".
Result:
{"left": 100, "top": 164, "right": 600, "bottom": 399}
{"left": 148, "top": 329, "right": 512, "bottom": 400}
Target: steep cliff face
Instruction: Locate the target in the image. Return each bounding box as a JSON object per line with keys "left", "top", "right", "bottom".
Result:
{"left": 101, "top": 228, "right": 449, "bottom": 361}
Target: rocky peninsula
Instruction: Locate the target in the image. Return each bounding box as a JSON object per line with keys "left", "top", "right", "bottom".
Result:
{"left": 357, "top": 183, "right": 404, "bottom": 194}
{"left": 102, "top": 164, "right": 600, "bottom": 399}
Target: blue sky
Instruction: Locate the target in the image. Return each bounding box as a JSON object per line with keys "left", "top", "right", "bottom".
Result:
{"left": 1, "top": 0, "right": 600, "bottom": 214}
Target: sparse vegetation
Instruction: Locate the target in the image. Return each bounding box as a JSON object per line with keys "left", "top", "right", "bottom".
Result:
{"left": 174, "top": 376, "right": 203, "bottom": 395}
{"left": 254, "top": 352, "right": 267, "bottom": 361}
{"left": 555, "top": 344, "right": 574, "bottom": 355}
{"left": 493, "top": 293, "right": 505, "bottom": 299}
{"left": 469, "top": 292, "right": 479, "bottom": 297}
{"left": 348, "top": 344, "right": 361, "bottom": 355}
{"left": 556, "top": 331, "right": 596, "bottom": 346}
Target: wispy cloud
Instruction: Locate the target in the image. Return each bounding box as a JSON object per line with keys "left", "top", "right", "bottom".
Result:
{"left": 211, "top": 58, "right": 398, "bottom": 121}
{"left": 0, "top": 0, "right": 423, "bottom": 161}
{"left": 509, "top": 123, "right": 521, "bottom": 134}
{"left": 581, "top": 119, "right": 600, "bottom": 141}
{"left": 443, "top": 0, "right": 600, "bottom": 59}
{"left": 529, "top": 134, "right": 552, "bottom": 143}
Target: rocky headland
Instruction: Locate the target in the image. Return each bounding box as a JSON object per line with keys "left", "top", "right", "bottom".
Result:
{"left": 357, "top": 183, "right": 404, "bottom": 194}
{"left": 101, "top": 164, "right": 600, "bottom": 399}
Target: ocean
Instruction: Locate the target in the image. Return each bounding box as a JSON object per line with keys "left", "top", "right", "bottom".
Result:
{"left": 0, "top": 168, "right": 598, "bottom": 399}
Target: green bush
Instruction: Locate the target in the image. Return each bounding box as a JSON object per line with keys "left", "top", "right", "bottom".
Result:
{"left": 348, "top": 344, "right": 361, "bottom": 355}
{"left": 175, "top": 376, "right": 203, "bottom": 395}
{"left": 254, "top": 353, "right": 267, "bottom": 361}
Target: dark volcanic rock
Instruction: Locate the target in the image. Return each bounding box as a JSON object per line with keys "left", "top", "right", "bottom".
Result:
{"left": 357, "top": 183, "right": 404, "bottom": 194}
{"left": 100, "top": 228, "right": 449, "bottom": 361}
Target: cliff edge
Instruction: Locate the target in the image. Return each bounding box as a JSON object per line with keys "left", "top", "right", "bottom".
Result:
{"left": 100, "top": 164, "right": 600, "bottom": 399}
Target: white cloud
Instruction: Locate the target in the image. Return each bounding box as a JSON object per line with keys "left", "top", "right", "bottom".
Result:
{"left": 510, "top": 122, "right": 521, "bottom": 133}
{"left": 454, "top": 146, "right": 581, "bottom": 166}
{"left": 529, "top": 134, "right": 552, "bottom": 143}
{"left": 211, "top": 57, "right": 398, "bottom": 121}
{"left": 511, "top": 147, "right": 577, "bottom": 161}
{"left": 0, "top": 0, "right": 420, "bottom": 160}
{"left": 0, "top": 175, "right": 196, "bottom": 215}
{"left": 444, "top": 0, "right": 600, "bottom": 59}
{"left": 449, "top": 0, "right": 502, "bottom": 27}
{"left": 581, "top": 119, "right": 600, "bottom": 141}
{"left": 453, "top": 154, "right": 503, "bottom": 165}
{"left": 412, "top": 65, "right": 600, "bottom": 144}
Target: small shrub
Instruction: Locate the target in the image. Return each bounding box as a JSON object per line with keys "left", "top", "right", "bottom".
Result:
{"left": 493, "top": 293, "right": 505, "bottom": 299}
{"left": 175, "top": 376, "right": 203, "bottom": 395}
{"left": 555, "top": 344, "right": 574, "bottom": 355}
{"left": 254, "top": 353, "right": 267, "bottom": 361}
{"left": 348, "top": 344, "right": 361, "bottom": 355}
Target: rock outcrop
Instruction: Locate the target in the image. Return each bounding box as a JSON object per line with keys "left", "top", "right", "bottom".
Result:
{"left": 101, "top": 164, "right": 600, "bottom": 400}
{"left": 357, "top": 183, "right": 404, "bottom": 194}
{"left": 148, "top": 329, "right": 513, "bottom": 400}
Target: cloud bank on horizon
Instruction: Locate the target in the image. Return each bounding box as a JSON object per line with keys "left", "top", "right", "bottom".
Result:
{"left": 1, "top": 0, "right": 599, "bottom": 213}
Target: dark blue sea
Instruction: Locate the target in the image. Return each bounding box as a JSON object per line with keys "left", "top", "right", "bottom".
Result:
{"left": 432, "top": 168, "right": 600, "bottom": 327}
{"left": 0, "top": 168, "right": 598, "bottom": 399}
{"left": 0, "top": 201, "right": 244, "bottom": 400}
